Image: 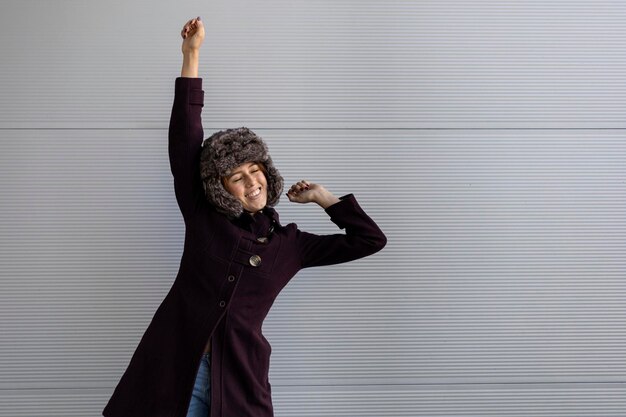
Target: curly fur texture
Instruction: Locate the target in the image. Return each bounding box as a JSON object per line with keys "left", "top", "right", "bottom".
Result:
{"left": 199, "top": 127, "right": 284, "bottom": 219}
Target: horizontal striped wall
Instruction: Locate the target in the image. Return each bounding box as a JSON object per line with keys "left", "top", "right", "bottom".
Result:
{"left": 0, "top": 0, "right": 625, "bottom": 416}
{"left": 0, "top": 0, "right": 624, "bottom": 129}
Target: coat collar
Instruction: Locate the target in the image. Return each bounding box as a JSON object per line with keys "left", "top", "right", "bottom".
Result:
{"left": 262, "top": 206, "right": 280, "bottom": 225}
{"left": 235, "top": 206, "right": 281, "bottom": 230}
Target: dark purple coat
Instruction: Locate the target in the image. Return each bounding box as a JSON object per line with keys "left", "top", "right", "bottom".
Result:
{"left": 102, "top": 77, "right": 387, "bottom": 417}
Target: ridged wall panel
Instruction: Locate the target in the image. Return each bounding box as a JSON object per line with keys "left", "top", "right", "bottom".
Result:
{"left": 0, "top": 0, "right": 624, "bottom": 416}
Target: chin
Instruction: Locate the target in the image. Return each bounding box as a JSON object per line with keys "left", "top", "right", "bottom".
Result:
{"left": 243, "top": 198, "right": 267, "bottom": 213}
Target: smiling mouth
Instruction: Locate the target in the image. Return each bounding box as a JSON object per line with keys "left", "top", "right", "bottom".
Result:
{"left": 245, "top": 187, "right": 262, "bottom": 198}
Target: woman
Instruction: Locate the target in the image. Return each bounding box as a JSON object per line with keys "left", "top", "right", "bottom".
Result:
{"left": 102, "top": 17, "right": 386, "bottom": 417}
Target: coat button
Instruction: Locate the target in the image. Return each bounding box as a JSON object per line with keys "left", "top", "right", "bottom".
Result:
{"left": 219, "top": 300, "right": 226, "bottom": 307}
{"left": 249, "top": 255, "right": 262, "bottom": 267}
{"left": 256, "top": 237, "right": 268, "bottom": 244}
{"left": 228, "top": 275, "right": 235, "bottom": 282}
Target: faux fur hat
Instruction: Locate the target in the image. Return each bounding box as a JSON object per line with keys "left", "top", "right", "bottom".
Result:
{"left": 199, "top": 127, "right": 283, "bottom": 219}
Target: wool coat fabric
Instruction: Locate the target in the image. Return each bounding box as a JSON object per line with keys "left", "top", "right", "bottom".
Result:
{"left": 102, "top": 77, "right": 387, "bottom": 417}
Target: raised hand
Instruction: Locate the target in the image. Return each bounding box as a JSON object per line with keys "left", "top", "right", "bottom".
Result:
{"left": 181, "top": 17, "right": 205, "bottom": 54}
{"left": 180, "top": 17, "right": 204, "bottom": 77}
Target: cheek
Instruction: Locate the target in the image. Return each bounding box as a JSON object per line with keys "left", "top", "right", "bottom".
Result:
{"left": 225, "top": 182, "right": 243, "bottom": 197}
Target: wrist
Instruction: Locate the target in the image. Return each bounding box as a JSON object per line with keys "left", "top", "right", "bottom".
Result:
{"left": 182, "top": 48, "right": 200, "bottom": 57}
{"left": 315, "top": 190, "right": 340, "bottom": 209}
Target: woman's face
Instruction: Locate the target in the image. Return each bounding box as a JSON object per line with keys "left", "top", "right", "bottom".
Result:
{"left": 222, "top": 162, "right": 268, "bottom": 214}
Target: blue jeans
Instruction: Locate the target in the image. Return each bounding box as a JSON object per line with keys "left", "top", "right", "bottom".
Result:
{"left": 186, "top": 352, "right": 211, "bottom": 417}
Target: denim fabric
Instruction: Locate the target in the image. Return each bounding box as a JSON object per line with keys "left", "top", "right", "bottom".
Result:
{"left": 186, "top": 352, "right": 211, "bottom": 417}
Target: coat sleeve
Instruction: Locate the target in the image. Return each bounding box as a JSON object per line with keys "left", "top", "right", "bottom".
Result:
{"left": 296, "top": 194, "right": 387, "bottom": 269}
{"left": 168, "top": 77, "right": 205, "bottom": 223}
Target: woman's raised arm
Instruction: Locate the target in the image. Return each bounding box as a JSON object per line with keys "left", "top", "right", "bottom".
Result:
{"left": 168, "top": 17, "right": 207, "bottom": 223}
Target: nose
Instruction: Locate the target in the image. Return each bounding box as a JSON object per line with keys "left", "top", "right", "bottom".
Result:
{"left": 244, "top": 175, "right": 255, "bottom": 187}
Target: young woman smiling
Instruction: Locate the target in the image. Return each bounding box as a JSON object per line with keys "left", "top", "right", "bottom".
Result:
{"left": 102, "top": 16, "right": 387, "bottom": 417}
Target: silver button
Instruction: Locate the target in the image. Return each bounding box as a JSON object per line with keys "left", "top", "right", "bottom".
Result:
{"left": 219, "top": 300, "right": 226, "bottom": 307}
{"left": 227, "top": 275, "right": 235, "bottom": 282}
{"left": 256, "top": 237, "right": 268, "bottom": 244}
{"left": 249, "top": 255, "right": 262, "bottom": 267}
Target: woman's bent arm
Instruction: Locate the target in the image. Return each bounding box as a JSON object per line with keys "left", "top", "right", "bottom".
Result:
{"left": 296, "top": 194, "right": 387, "bottom": 268}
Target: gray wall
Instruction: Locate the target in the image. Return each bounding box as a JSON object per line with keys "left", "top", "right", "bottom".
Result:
{"left": 1, "top": 0, "right": 625, "bottom": 415}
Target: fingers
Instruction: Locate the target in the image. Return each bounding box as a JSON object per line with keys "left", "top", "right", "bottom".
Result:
{"left": 286, "top": 180, "right": 311, "bottom": 201}
{"left": 181, "top": 19, "right": 193, "bottom": 38}
{"left": 182, "top": 18, "right": 197, "bottom": 39}
{"left": 296, "top": 180, "right": 310, "bottom": 190}
{"left": 181, "top": 16, "right": 202, "bottom": 39}
{"left": 288, "top": 180, "right": 310, "bottom": 194}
